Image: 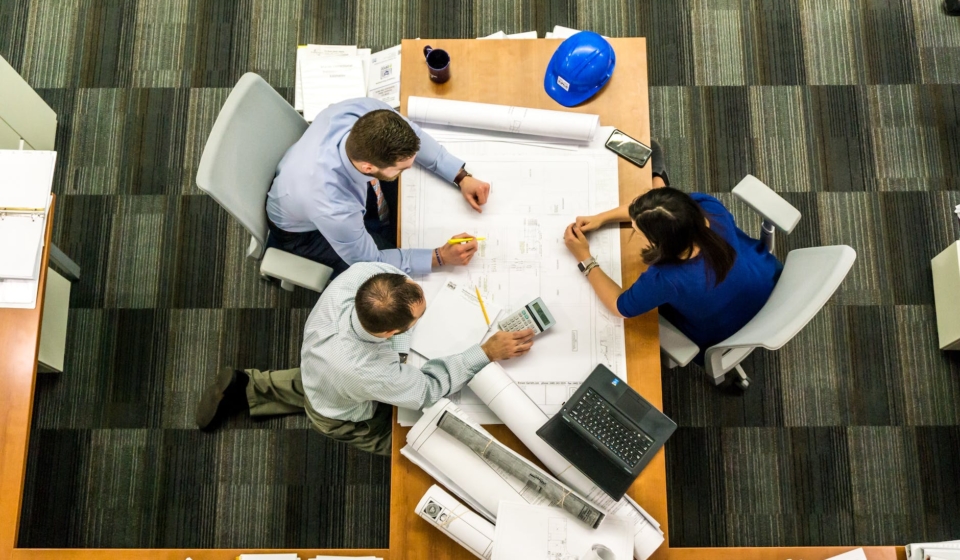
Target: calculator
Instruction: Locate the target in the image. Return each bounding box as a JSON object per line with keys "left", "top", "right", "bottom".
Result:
{"left": 498, "top": 297, "right": 556, "bottom": 335}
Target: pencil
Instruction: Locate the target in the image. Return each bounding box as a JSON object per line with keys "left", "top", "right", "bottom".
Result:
{"left": 475, "top": 287, "right": 490, "bottom": 326}
{"left": 448, "top": 237, "right": 486, "bottom": 244}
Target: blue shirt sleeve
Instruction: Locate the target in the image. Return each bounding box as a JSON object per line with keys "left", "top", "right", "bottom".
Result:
{"left": 404, "top": 118, "right": 465, "bottom": 183}
{"left": 616, "top": 267, "right": 677, "bottom": 318}
{"left": 310, "top": 182, "right": 433, "bottom": 275}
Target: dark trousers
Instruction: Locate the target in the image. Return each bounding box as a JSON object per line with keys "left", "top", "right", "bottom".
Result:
{"left": 266, "top": 180, "right": 399, "bottom": 278}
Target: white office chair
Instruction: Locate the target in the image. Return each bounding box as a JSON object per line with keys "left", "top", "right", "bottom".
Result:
{"left": 659, "top": 175, "right": 857, "bottom": 390}
{"left": 196, "top": 72, "right": 333, "bottom": 292}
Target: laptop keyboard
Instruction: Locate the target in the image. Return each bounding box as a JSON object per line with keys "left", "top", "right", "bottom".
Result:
{"left": 568, "top": 389, "right": 655, "bottom": 468}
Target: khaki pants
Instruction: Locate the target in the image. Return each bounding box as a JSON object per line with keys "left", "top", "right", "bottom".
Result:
{"left": 244, "top": 367, "right": 393, "bottom": 456}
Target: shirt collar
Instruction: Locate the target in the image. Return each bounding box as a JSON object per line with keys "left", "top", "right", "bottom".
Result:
{"left": 350, "top": 308, "right": 385, "bottom": 343}
{"left": 339, "top": 132, "right": 373, "bottom": 186}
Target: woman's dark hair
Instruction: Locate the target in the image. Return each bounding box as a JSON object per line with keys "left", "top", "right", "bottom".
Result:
{"left": 628, "top": 187, "right": 736, "bottom": 286}
{"left": 355, "top": 273, "right": 425, "bottom": 333}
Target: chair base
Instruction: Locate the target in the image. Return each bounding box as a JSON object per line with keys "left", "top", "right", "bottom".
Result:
{"left": 716, "top": 364, "right": 751, "bottom": 391}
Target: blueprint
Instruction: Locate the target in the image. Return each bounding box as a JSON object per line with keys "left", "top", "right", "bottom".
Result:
{"left": 399, "top": 139, "right": 627, "bottom": 423}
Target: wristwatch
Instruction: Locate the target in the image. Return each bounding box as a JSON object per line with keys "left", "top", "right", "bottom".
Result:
{"left": 454, "top": 167, "right": 472, "bottom": 187}
{"left": 577, "top": 257, "right": 599, "bottom": 276}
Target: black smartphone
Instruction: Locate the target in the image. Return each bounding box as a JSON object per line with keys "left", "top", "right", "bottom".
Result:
{"left": 604, "top": 129, "right": 653, "bottom": 168}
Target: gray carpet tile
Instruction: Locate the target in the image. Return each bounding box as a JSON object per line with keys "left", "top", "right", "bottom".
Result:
{"left": 4, "top": 0, "right": 960, "bottom": 550}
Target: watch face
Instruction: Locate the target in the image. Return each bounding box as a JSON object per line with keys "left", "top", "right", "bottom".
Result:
{"left": 577, "top": 261, "right": 587, "bottom": 272}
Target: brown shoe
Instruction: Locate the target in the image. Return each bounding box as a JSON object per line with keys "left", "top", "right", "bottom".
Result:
{"left": 196, "top": 366, "right": 247, "bottom": 430}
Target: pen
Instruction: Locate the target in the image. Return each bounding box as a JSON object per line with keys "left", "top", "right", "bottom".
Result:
{"left": 448, "top": 237, "right": 486, "bottom": 244}
{"left": 475, "top": 287, "right": 490, "bottom": 326}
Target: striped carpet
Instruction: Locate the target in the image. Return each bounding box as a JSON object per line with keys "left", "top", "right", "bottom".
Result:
{"left": 2, "top": 0, "right": 959, "bottom": 550}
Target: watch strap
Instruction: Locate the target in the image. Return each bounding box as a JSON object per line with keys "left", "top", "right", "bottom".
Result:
{"left": 454, "top": 167, "right": 471, "bottom": 186}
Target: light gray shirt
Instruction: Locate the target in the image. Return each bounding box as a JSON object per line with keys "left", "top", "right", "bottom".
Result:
{"left": 266, "top": 97, "right": 466, "bottom": 276}
{"left": 301, "top": 262, "right": 491, "bottom": 422}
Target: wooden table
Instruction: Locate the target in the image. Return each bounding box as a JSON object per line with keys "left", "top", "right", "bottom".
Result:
{"left": 388, "top": 38, "right": 906, "bottom": 560}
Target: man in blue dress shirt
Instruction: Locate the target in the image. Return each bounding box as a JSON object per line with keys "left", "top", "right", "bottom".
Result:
{"left": 266, "top": 97, "right": 491, "bottom": 277}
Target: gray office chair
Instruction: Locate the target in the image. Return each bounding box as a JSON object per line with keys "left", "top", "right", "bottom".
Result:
{"left": 659, "top": 175, "right": 856, "bottom": 390}
{"left": 196, "top": 72, "right": 333, "bottom": 292}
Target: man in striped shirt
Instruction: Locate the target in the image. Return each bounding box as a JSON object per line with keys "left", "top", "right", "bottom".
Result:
{"left": 196, "top": 262, "right": 534, "bottom": 455}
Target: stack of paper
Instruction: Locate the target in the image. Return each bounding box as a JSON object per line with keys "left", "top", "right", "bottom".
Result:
{"left": 906, "top": 540, "right": 960, "bottom": 560}
{"left": 479, "top": 30, "right": 538, "bottom": 39}
{"left": 0, "top": 150, "right": 56, "bottom": 309}
{"left": 295, "top": 44, "right": 401, "bottom": 121}
{"left": 544, "top": 25, "right": 609, "bottom": 39}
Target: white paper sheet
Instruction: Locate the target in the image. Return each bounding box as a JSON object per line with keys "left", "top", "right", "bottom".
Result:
{"left": 407, "top": 97, "right": 600, "bottom": 143}
{"left": 1, "top": 151, "right": 54, "bottom": 281}
{"left": 468, "top": 363, "right": 665, "bottom": 560}
{"left": 506, "top": 31, "right": 538, "bottom": 39}
{"left": 401, "top": 139, "right": 626, "bottom": 421}
{"left": 367, "top": 45, "right": 401, "bottom": 108}
{"left": 416, "top": 484, "right": 496, "bottom": 559}
{"left": 479, "top": 31, "right": 507, "bottom": 39}
{"left": 492, "top": 502, "right": 633, "bottom": 560}
{"left": 295, "top": 44, "right": 359, "bottom": 112}
{"left": 410, "top": 277, "right": 502, "bottom": 360}
{"left": 300, "top": 56, "right": 366, "bottom": 122}
{"left": 825, "top": 549, "right": 868, "bottom": 560}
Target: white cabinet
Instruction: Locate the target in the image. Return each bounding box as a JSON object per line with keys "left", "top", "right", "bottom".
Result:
{"left": 932, "top": 241, "right": 960, "bottom": 351}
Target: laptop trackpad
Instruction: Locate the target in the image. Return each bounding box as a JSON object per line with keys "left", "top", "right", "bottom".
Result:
{"left": 616, "top": 392, "right": 652, "bottom": 422}
{"left": 536, "top": 415, "right": 634, "bottom": 501}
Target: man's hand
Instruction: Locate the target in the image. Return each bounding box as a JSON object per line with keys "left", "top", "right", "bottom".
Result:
{"left": 435, "top": 232, "right": 479, "bottom": 267}
{"left": 563, "top": 223, "right": 592, "bottom": 262}
{"left": 574, "top": 214, "right": 605, "bottom": 233}
{"left": 459, "top": 176, "right": 491, "bottom": 213}
{"left": 481, "top": 329, "right": 535, "bottom": 361}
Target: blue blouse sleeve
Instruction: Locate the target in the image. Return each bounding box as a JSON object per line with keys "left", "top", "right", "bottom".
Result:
{"left": 616, "top": 268, "right": 676, "bottom": 318}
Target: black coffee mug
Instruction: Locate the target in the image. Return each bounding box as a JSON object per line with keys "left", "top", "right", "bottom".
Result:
{"left": 423, "top": 45, "right": 451, "bottom": 83}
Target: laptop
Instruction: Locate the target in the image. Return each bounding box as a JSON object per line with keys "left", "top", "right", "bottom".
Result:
{"left": 536, "top": 364, "right": 677, "bottom": 501}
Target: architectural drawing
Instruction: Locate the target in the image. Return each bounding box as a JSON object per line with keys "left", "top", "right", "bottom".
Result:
{"left": 400, "top": 141, "right": 627, "bottom": 421}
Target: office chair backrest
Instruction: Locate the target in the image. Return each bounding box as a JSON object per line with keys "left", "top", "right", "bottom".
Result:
{"left": 196, "top": 72, "right": 307, "bottom": 259}
{"left": 704, "top": 245, "right": 856, "bottom": 376}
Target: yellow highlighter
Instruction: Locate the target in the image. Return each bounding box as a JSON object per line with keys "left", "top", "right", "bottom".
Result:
{"left": 448, "top": 237, "right": 486, "bottom": 244}
{"left": 475, "top": 287, "right": 491, "bottom": 326}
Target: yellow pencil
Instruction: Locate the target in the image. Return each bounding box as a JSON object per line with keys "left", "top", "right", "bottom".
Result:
{"left": 475, "top": 287, "right": 490, "bottom": 326}
{"left": 448, "top": 237, "right": 486, "bottom": 244}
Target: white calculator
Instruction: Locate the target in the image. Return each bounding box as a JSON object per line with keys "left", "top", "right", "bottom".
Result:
{"left": 498, "top": 297, "right": 556, "bottom": 335}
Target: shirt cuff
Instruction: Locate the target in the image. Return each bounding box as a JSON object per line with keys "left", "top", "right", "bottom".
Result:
{"left": 437, "top": 151, "right": 466, "bottom": 184}
{"left": 462, "top": 343, "right": 492, "bottom": 375}
{"left": 411, "top": 248, "right": 434, "bottom": 275}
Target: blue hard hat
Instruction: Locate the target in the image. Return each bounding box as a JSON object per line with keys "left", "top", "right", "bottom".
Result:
{"left": 544, "top": 31, "right": 616, "bottom": 107}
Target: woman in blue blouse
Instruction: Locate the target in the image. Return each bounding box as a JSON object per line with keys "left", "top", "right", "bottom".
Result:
{"left": 563, "top": 149, "right": 782, "bottom": 364}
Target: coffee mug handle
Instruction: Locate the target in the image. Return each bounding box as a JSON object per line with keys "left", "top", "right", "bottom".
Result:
{"left": 423, "top": 45, "right": 433, "bottom": 58}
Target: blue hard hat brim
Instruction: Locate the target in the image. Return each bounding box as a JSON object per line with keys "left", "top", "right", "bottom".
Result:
{"left": 544, "top": 67, "right": 607, "bottom": 107}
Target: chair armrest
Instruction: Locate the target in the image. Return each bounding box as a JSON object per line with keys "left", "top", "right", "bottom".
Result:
{"left": 659, "top": 316, "right": 699, "bottom": 368}
{"left": 732, "top": 175, "right": 801, "bottom": 234}
{"left": 260, "top": 248, "right": 333, "bottom": 293}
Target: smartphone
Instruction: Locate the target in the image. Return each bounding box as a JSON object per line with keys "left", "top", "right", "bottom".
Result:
{"left": 605, "top": 129, "right": 653, "bottom": 168}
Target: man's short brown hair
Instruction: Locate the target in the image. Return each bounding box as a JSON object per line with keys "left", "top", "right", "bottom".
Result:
{"left": 345, "top": 110, "right": 421, "bottom": 168}
{"left": 355, "top": 273, "right": 425, "bottom": 333}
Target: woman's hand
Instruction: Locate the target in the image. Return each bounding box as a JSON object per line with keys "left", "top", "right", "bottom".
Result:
{"left": 563, "top": 223, "right": 592, "bottom": 262}
{"left": 574, "top": 214, "right": 605, "bottom": 233}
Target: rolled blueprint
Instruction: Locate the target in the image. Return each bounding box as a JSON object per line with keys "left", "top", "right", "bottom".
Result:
{"left": 436, "top": 411, "right": 605, "bottom": 528}
{"left": 416, "top": 484, "right": 496, "bottom": 559}
{"left": 468, "top": 363, "right": 665, "bottom": 560}
{"left": 407, "top": 97, "right": 600, "bottom": 143}
{"left": 406, "top": 399, "right": 600, "bottom": 526}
